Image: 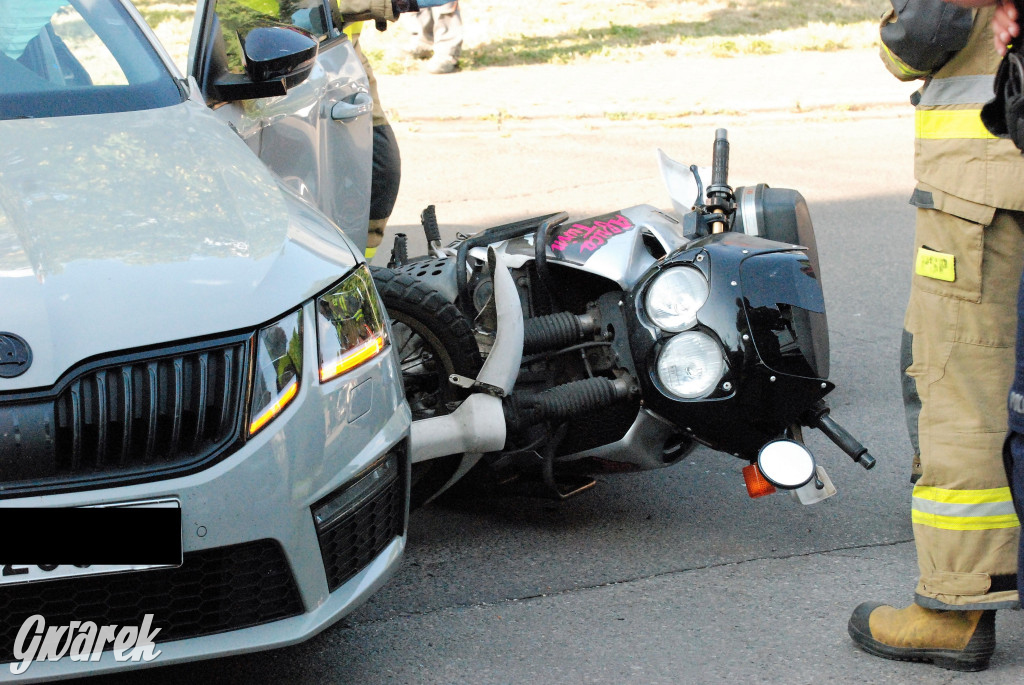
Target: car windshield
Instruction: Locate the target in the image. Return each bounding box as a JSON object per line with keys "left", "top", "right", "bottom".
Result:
{"left": 0, "top": 0, "right": 184, "bottom": 120}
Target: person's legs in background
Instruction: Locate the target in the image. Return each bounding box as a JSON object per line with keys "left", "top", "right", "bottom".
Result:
{"left": 426, "top": 1, "right": 462, "bottom": 73}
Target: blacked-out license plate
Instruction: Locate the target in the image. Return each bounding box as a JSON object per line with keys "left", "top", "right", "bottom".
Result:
{"left": 0, "top": 500, "right": 182, "bottom": 586}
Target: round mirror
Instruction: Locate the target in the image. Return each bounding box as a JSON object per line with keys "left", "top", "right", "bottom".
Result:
{"left": 757, "top": 440, "right": 815, "bottom": 489}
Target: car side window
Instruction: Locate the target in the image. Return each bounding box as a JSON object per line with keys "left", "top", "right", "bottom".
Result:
{"left": 213, "top": 0, "right": 329, "bottom": 75}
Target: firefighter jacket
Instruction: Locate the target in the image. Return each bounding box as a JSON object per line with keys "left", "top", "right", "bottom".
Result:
{"left": 881, "top": 2, "right": 1024, "bottom": 212}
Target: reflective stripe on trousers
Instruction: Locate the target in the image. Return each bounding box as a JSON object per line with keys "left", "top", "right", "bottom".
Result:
{"left": 912, "top": 485, "right": 1020, "bottom": 530}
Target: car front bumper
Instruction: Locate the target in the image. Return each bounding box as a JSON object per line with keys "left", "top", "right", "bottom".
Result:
{"left": 0, "top": 338, "right": 411, "bottom": 682}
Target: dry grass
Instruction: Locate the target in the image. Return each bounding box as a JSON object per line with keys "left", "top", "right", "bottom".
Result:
{"left": 361, "top": 0, "right": 889, "bottom": 73}
{"left": 133, "top": 0, "right": 889, "bottom": 75}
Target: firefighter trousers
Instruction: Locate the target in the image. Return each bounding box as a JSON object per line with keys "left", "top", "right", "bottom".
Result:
{"left": 902, "top": 205, "right": 1023, "bottom": 610}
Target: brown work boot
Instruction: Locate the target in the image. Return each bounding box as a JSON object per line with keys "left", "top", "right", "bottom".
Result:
{"left": 848, "top": 602, "right": 995, "bottom": 671}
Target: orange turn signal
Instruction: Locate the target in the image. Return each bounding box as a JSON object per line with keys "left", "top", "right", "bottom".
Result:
{"left": 743, "top": 463, "right": 777, "bottom": 499}
{"left": 319, "top": 333, "right": 386, "bottom": 383}
{"left": 249, "top": 379, "right": 299, "bottom": 435}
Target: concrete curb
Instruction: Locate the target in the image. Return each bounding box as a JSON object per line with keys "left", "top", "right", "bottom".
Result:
{"left": 376, "top": 49, "right": 919, "bottom": 124}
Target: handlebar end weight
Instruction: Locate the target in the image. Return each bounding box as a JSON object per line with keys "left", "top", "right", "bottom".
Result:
{"left": 856, "top": 451, "right": 877, "bottom": 470}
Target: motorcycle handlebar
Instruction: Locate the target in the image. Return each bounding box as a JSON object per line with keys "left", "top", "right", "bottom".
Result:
{"left": 711, "top": 128, "right": 729, "bottom": 189}
{"left": 812, "top": 411, "right": 877, "bottom": 470}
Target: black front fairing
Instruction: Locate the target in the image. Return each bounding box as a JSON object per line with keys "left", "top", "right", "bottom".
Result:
{"left": 626, "top": 232, "right": 833, "bottom": 459}
{"left": 741, "top": 248, "right": 829, "bottom": 380}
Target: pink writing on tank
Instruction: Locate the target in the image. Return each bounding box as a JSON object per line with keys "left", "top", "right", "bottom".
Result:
{"left": 550, "top": 214, "right": 635, "bottom": 255}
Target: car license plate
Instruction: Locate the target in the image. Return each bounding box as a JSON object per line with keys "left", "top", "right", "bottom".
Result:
{"left": 0, "top": 499, "right": 182, "bottom": 587}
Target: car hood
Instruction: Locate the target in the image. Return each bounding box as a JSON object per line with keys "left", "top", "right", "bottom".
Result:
{"left": 0, "top": 100, "right": 360, "bottom": 391}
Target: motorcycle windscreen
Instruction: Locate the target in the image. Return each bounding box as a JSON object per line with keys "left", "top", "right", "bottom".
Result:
{"left": 738, "top": 250, "right": 829, "bottom": 380}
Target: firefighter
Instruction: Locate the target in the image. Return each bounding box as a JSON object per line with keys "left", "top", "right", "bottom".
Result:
{"left": 329, "top": 1, "right": 427, "bottom": 260}
{"left": 331, "top": 2, "right": 451, "bottom": 259}
{"left": 847, "top": 1, "right": 1024, "bottom": 671}
{"left": 340, "top": 19, "right": 401, "bottom": 260}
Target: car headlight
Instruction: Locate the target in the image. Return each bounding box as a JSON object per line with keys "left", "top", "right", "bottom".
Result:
{"left": 645, "top": 266, "right": 709, "bottom": 332}
{"left": 249, "top": 310, "right": 303, "bottom": 435}
{"left": 656, "top": 331, "right": 726, "bottom": 399}
{"left": 317, "top": 264, "right": 388, "bottom": 383}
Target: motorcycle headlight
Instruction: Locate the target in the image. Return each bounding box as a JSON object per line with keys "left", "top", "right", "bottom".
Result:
{"left": 656, "top": 331, "right": 726, "bottom": 399}
{"left": 249, "top": 310, "right": 303, "bottom": 435}
{"left": 317, "top": 264, "right": 388, "bottom": 383}
{"left": 645, "top": 266, "right": 709, "bottom": 332}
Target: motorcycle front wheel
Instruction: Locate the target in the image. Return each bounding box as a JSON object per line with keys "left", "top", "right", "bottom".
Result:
{"left": 371, "top": 266, "right": 482, "bottom": 508}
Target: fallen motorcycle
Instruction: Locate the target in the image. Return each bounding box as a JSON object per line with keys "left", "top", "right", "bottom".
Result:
{"left": 373, "top": 129, "right": 875, "bottom": 508}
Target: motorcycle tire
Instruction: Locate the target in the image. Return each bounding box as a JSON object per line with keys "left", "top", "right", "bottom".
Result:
{"left": 371, "top": 266, "right": 483, "bottom": 509}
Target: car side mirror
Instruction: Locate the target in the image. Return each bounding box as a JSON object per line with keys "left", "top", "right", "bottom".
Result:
{"left": 213, "top": 25, "right": 319, "bottom": 102}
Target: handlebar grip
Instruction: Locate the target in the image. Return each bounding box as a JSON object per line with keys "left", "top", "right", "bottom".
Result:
{"left": 815, "top": 412, "right": 877, "bottom": 470}
{"left": 711, "top": 128, "right": 729, "bottom": 188}
{"left": 420, "top": 205, "right": 441, "bottom": 244}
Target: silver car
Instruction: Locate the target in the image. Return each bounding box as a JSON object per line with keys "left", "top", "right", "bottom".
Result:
{"left": 0, "top": 0, "right": 409, "bottom": 679}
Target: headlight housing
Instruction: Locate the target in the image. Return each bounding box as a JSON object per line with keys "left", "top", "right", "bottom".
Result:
{"left": 316, "top": 264, "right": 388, "bottom": 383}
{"left": 645, "top": 266, "right": 709, "bottom": 332}
{"left": 249, "top": 310, "right": 303, "bottom": 435}
{"left": 656, "top": 331, "right": 725, "bottom": 399}
{"left": 247, "top": 265, "right": 389, "bottom": 437}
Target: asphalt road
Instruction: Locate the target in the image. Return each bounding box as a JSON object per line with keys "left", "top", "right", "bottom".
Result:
{"left": 88, "top": 112, "right": 1024, "bottom": 683}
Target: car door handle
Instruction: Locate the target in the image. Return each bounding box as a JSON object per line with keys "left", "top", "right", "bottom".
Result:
{"left": 330, "top": 92, "right": 373, "bottom": 122}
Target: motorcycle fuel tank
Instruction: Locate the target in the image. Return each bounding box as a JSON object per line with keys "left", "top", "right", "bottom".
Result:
{"left": 503, "top": 205, "right": 690, "bottom": 289}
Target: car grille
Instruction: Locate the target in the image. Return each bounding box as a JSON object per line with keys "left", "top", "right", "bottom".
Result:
{"left": 0, "top": 539, "right": 303, "bottom": 662}
{"left": 0, "top": 336, "right": 249, "bottom": 497}
{"left": 317, "top": 451, "right": 407, "bottom": 593}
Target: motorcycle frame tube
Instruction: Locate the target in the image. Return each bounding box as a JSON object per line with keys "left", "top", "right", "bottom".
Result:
{"left": 408, "top": 249, "right": 522, "bottom": 462}
{"left": 626, "top": 232, "right": 833, "bottom": 459}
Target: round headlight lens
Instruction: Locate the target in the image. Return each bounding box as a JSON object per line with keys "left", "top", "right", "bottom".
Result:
{"left": 657, "top": 331, "right": 726, "bottom": 399}
{"left": 645, "top": 266, "right": 709, "bottom": 332}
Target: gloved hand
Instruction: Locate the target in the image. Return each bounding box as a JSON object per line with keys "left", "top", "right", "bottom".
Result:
{"left": 396, "top": 0, "right": 453, "bottom": 9}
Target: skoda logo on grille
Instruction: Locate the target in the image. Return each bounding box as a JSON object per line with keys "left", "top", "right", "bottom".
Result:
{"left": 0, "top": 333, "right": 32, "bottom": 378}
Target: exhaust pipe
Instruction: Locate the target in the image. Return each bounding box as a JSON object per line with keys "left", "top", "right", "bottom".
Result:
{"left": 409, "top": 247, "right": 522, "bottom": 463}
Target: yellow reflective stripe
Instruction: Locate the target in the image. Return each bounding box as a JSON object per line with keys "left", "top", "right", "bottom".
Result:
{"left": 915, "top": 109, "right": 997, "bottom": 140}
{"left": 912, "top": 486, "right": 1019, "bottom": 529}
{"left": 912, "top": 510, "right": 1020, "bottom": 531}
{"left": 913, "top": 485, "right": 1013, "bottom": 504}
{"left": 880, "top": 43, "right": 929, "bottom": 79}
{"left": 344, "top": 21, "right": 363, "bottom": 39}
